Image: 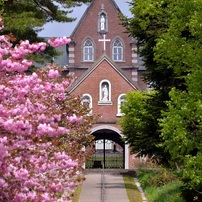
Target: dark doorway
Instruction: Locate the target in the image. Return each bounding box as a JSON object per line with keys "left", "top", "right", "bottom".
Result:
{"left": 86, "top": 129, "right": 125, "bottom": 169}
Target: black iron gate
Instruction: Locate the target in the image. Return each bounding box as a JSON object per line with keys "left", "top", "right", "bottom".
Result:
{"left": 86, "top": 138, "right": 124, "bottom": 169}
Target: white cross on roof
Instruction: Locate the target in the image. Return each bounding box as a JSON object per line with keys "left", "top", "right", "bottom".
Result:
{"left": 98, "top": 34, "right": 111, "bottom": 51}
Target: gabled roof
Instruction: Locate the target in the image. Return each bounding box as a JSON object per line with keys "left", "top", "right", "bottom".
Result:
{"left": 68, "top": 54, "right": 140, "bottom": 93}
{"left": 70, "top": 0, "right": 122, "bottom": 37}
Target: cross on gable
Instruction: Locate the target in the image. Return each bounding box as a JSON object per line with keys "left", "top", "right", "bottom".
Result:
{"left": 98, "top": 34, "right": 110, "bottom": 51}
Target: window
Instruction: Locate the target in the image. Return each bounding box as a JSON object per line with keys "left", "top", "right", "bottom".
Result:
{"left": 112, "top": 39, "right": 123, "bottom": 61}
{"left": 117, "top": 94, "right": 125, "bottom": 116}
{"left": 83, "top": 39, "right": 94, "bottom": 61}
{"left": 81, "top": 94, "right": 92, "bottom": 115}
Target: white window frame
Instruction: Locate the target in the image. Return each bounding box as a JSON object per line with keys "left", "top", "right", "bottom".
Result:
{"left": 116, "top": 94, "right": 125, "bottom": 116}
{"left": 112, "top": 39, "right": 123, "bottom": 61}
{"left": 81, "top": 94, "right": 93, "bottom": 115}
{"left": 83, "top": 39, "right": 94, "bottom": 61}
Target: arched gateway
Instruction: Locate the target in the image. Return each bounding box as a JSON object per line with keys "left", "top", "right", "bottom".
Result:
{"left": 86, "top": 126, "right": 129, "bottom": 169}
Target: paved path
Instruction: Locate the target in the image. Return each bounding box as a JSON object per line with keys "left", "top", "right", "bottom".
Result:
{"left": 78, "top": 170, "right": 129, "bottom": 202}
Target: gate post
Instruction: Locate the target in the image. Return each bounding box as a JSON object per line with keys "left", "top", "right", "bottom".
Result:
{"left": 125, "top": 144, "right": 129, "bottom": 169}
{"left": 103, "top": 135, "right": 106, "bottom": 169}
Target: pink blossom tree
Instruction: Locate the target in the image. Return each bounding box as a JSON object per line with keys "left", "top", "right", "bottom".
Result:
{"left": 0, "top": 16, "right": 95, "bottom": 201}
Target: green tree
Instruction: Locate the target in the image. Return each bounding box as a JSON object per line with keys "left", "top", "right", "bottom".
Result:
{"left": 0, "top": 0, "right": 92, "bottom": 64}
{"left": 120, "top": 90, "right": 171, "bottom": 164}
{"left": 120, "top": 91, "right": 166, "bottom": 158}
{"left": 157, "top": 1, "right": 202, "bottom": 199}
{"left": 122, "top": 0, "right": 202, "bottom": 199}
{"left": 120, "top": 0, "right": 185, "bottom": 163}
{"left": 160, "top": 69, "right": 202, "bottom": 200}
{"left": 122, "top": 0, "right": 185, "bottom": 93}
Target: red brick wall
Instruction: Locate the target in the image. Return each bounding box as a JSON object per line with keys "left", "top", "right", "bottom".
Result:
{"left": 70, "top": 0, "right": 133, "bottom": 69}
{"left": 67, "top": 0, "right": 147, "bottom": 169}
{"left": 71, "top": 59, "right": 136, "bottom": 121}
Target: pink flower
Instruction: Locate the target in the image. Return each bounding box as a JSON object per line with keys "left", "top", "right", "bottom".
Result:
{"left": 44, "top": 82, "right": 52, "bottom": 92}
{"left": 0, "top": 17, "right": 91, "bottom": 201}
{"left": 41, "top": 193, "right": 53, "bottom": 201}
{"left": 50, "top": 182, "right": 64, "bottom": 193}
{"left": 13, "top": 168, "right": 29, "bottom": 180}
{"left": 57, "top": 127, "right": 70, "bottom": 135}
{"left": 68, "top": 182, "right": 76, "bottom": 189}
{"left": 54, "top": 152, "right": 68, "bottom": 160}
{"left": 48, "top": 37, "right": 71, "bottom": 48}
{"left": 14, "top": 193, "right": 27, "bottom": 202}
{"left": 48, "top": 69, "right": 59, "bottom": 79}
{"left": 38, "top": 114, "right": 47, "bottom": 122}
{"left": 27, "top": 192, "right": 37, "bottom": 200}
{"left": 59, "top": 158, "right": 78, "bottom": 169}
{"left": 0, "top": 178, "right": 8, "bottom": 188}
{"left": 53, "top": 114, "right": 61, "bottom": 121}
{"left": 66, "top": 114, "right": 83, "bottom": 123}
{"left": 0, "top": 137, "right": 8, "bottom": 144}
{"left": 0, "top": 147, "right": 9, "bottom": 161}
{"left": 37, "top": 123, "right": 54, "bottom": 136}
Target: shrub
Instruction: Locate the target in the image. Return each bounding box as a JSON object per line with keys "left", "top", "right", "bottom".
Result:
{"left": 137, "top": 169, "right": 186, "bottom": 202}
{"left": 148, "top": 168, "right": 178, "bottom": 187}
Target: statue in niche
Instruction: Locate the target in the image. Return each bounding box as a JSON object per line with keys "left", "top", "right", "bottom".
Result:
{"left": 102, "top": 84, "right": 109, "bottom": 101}
{"left": 100, "top": 15, "right": 105, "bottom": 30}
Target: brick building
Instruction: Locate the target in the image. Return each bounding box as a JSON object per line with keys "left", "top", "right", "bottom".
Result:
{"left": 66, "top": 0, "right": 147, "bottom": 169}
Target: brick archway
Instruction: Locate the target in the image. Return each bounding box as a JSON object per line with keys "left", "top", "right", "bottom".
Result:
{"left": 86, "top": 126, "right": 126, "bottom": 169}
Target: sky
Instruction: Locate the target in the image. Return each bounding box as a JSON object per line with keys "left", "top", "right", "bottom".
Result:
{"left": 38, "top": 0, "right": 132, "bottom": 37}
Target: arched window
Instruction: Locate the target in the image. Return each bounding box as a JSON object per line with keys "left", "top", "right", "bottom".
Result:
{"left": 81, "top": 94, "right": 92, "bottom": 115}
{"left": 117, "top": 94, "right": 125, "bottom": 116}
{"left": 98, "top": 80, "right": 112, "bottom": 105}
{"left": 112, "top": 39, "right": 123, "bottom": 61}
{"left": 83, "top": 39, "right": 94, "bottom": 61}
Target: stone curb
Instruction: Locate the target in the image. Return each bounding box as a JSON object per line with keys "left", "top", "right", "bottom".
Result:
{"left": 134, "top": 178, "right": 147, "bottom": 202}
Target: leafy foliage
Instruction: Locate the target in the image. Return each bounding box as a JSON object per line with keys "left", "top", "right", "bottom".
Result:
{"left": 120, "top": 91, "right": 167, "bottom": 159}
{"left": 160, "top": 71, "right": 202, "bottom": 198}
{"left": 122, "top": 0, "right": 202, "bottom": 200}
{"left": 156, "top": 0, "right": 202, "bottom": 199}
{"left": 120, "top": 0, "right": 186, "bottom": 164}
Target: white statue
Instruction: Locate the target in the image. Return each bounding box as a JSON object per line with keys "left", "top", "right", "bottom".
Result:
{"left": 102, "top": 85, "right": 108, "bottom": 101}
{"left": 100, "top": 15, "right": 105, "bottom": 30}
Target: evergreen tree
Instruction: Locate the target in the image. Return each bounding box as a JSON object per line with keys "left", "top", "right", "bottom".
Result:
{"left": 0, "top": 0, "right": 92, "bottom": 64}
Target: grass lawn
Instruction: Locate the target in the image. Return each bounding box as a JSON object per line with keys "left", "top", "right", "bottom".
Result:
{"left": 144, "top": 182, "right": 185, "bottom": 202}
{"left": 122, "top": 173, "right": 143, "bottom": 202}
{"left": 72, "top": 184, "right": 82, "bottom": 202}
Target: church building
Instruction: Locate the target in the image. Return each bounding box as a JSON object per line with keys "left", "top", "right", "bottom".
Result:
{"left": 65, "top": 0, "right": 147, "bottom": 169}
